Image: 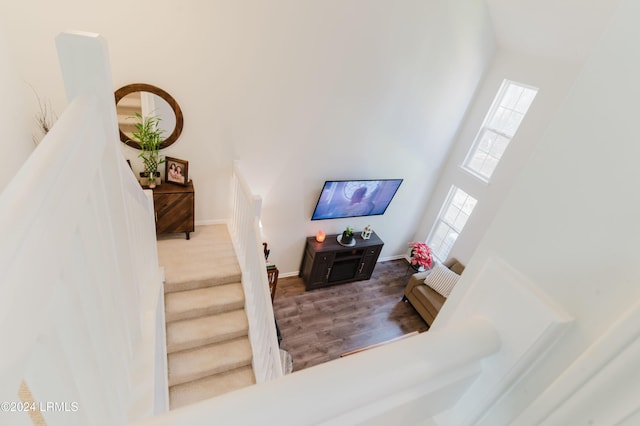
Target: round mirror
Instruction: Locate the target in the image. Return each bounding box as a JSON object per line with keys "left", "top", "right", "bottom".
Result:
{"left": 114, "top": 83, "right": 184, "bottom": 149}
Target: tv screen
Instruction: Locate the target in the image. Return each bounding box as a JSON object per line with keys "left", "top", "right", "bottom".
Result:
{"left": 311, "top": 179, "right": 403, "bottom": 220}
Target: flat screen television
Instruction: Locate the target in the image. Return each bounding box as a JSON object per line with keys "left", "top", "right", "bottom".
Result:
{"left": 311, "top": 179, "right": 403, "bottom": 220}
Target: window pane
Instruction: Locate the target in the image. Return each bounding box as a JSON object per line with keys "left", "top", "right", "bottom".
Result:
{"left": 479, "top": 156, "right": 498, "bottom": 177}
{"left": 463, "top": 80, "right": 538, "bottom": 182}
{"left": 442, "top": 206, "right": 460, "bottom": 225}
{"left": 488, "top": 106, "right": 510, "bottom": 132}
{"left": 461, "top": 197, "right": 477, "bottom": 215}
{"left": 478, "top": 131, "right": 495, "bottom": 152}
{"left": 501, "top": 85, "right": 523, "bottom": 110}
{"left": 468, "top": 154, "right": 486, "bottom": 174}
{"left": 431, "top": 222, "right": 458, "bottom": 262}
{"left": 502, "top": 110, "right": 524, "bottom": 136}
{"left": 490, "top": 134, "right": 510, "bottom": 158}
{"left": 515, "top": 88, "right": 537, "bottom": 113}
{"left": 452, "top": 211, "right": 469, "bottom": 231}
{"left": 429, "top": 222, "right": 454, "bottom": 261}
{"left": 451, "top": 190, "right": 468, "bottom": 209}
{"left": 432, "top": 222, "right": 449, "bottom": 243}
{"left": 427, "top": 187, "right": 478, "bottom": 262}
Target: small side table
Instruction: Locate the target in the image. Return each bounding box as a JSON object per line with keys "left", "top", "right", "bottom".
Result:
{"left": 267, "top": 266, "right": 279, "bottom": 302}
{"left": 150, "top": 181, "right": 195, "bottom": 240}
{"left": 405, "top": 261, "right": 429, "bottom": 277}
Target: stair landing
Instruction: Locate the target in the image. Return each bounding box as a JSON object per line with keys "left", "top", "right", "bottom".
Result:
{"left": 158, "top": 224, "right": 241, "bottom": 293}
{"left": 157, "top": 224, "right": 255, "bottom": 410}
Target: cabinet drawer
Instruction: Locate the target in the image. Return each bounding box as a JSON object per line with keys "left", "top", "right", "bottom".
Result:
{"left": 365, "top": 247, "right": 381, "bottom": 256}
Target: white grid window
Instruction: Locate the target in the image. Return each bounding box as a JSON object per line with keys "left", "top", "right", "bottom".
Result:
{"left": 463, "top": 80, "right": 538, "bottom": 182}
{"left": 427, "top": 186, "right": 477, "bottom": 263}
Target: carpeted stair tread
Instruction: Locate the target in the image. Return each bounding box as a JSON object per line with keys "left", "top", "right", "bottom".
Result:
{"left": 168, "top": 337, "right": 253, "bottom": 387}
{"left": 158, "top": 225, "right": 242, "bottom": 293}
{"left": 166, "top": 309, "right": 249, "bottom": 354}
{"left": 160, "top": 224, "right": 256, "bottom": 408}
{"left": 165, "top": 283, "right": 245, "bottom": 323}
{"left": 164, "top": 272, "right": 242, "bottom": 294}
{"left": 169, "top": 366, "right": 256, "bottom": 410}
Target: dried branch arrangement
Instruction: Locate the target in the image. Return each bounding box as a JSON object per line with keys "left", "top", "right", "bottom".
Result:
{"left": 30, "top": 86, "right": 57, "bottom": 145}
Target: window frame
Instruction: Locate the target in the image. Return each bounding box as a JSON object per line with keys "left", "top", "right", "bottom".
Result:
{"left": 426, "top": 186, "right": 478, "bottom": 263}
{"left": 461, "top": 79, "right": 538, "bottom": 183}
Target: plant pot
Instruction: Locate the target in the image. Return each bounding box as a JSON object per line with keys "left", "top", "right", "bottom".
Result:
{"left": 341, "top": 231, "right": 354, "bottom": 245}
{"left": 140, "top": 171, "right": 160, "bottom": 188}
{"left": 409, "top": 249, "right": 429, "bottom": 272}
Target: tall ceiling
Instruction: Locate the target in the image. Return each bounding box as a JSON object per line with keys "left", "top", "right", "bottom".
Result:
{"left": 485, "top": 0, "right": 621, "bottom": 62}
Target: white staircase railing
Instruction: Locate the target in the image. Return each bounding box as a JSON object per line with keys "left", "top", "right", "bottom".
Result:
{"left": 229, "top": 161, "right": 283, "bottom": 382}
{"left": 0, "top": 32, "right": 166, "bottom": 426}
{"left": 132, "top": 317, "right": 500, "bottom": 426}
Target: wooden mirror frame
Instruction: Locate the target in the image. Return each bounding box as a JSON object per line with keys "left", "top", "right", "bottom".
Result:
{"left": 114, "top": 83, "right": 184, "bottom": 150}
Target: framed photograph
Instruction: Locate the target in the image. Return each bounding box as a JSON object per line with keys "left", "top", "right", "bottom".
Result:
{"left": 165, "top": 156, "right": 189, "bottom": 186}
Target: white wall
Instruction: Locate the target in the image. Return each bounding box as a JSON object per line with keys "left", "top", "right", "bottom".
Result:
{"left": 231, "top": 0, "right": 497, "bottom": 273}
{"left": 0, "top": 0, "right": 495, "bottom": 274}
{"left": 413, "top": 50, "right": 582, "bottom": 266}
{"left": 0, "top": 26, "right": 32, "bottom": 192}
{"left": 437, "top": 0, "right": 640, "bottom": 422}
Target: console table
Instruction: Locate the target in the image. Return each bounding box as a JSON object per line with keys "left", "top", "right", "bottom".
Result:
{"left": 299, "top": 231, "right": 383, "bottom": 291}
{"left": 151, "top": 181, "right": 194, "bottom": 240}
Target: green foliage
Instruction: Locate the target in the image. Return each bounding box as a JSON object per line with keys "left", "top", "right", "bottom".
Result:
{"left": 344, "top": 226, "right": 354, "bottom": 237}
{"left": 129, "top": 112, "right": 166, "bottom": 175}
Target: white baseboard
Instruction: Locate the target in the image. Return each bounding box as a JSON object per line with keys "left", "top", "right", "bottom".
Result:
{"left": 378, "top": 254, "right": 409, "bottom": 263}
{"left": 277, "top": 256, "right": 409, "bottom": 279}
{"left": 195, "top": 219, "right": 228, "bottom": 226}
{"left": 278, "top": 271, "right": 300, "bottom": 279}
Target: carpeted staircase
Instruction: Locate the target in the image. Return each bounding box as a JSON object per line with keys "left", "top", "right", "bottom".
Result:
{"left": 157, "top": 225, "right": 256, "bottom": 410}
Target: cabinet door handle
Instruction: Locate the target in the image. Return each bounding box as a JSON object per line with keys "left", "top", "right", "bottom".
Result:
{"left": 326, "top": 267, "right": 332, "bottom": 280}
{"left": 358, "top": 262, "right": 365, "bottom": 274}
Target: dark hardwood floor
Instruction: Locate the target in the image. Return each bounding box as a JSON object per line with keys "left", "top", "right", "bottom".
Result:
{"left": 273, "top": 259, "right": 428, "bottom": 371}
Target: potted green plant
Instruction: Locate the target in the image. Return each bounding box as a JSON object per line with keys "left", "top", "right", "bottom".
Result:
{"left": 342, "top": 226, "right": 354, "bottom": 245}
{"left": 130, "top": 112, "right": 165, "bottom": 188}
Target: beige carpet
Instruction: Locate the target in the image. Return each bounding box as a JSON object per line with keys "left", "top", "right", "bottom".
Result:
{"left": 158, "top": 225, "right": 242, "bottom": 292}
{"left": 158, "top": 225, "right": 255, "bottom": 410}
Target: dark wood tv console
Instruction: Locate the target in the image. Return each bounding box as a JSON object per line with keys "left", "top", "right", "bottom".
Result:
{"left": 300, "top": 231, "right": 384, "bottom": 291}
